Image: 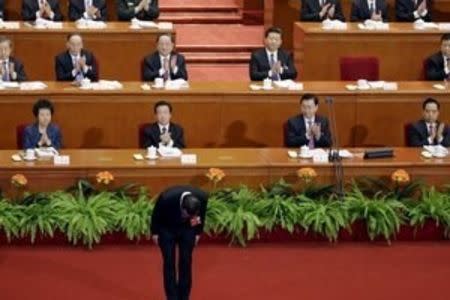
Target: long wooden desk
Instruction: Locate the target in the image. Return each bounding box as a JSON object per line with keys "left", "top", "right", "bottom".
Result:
{"left": 294, "top": 22, "right": 444, "bottom": 81}
{"left": 0, "top": 148, "right": 448, "bottom": 194}
{"left": 1, "top": 22, "right": 174, "bottom": 81}
{"left": 0, "top": 81, "right": 449, "bottom": 149}
{"left": 265, "top": 0, "right": 450, "bottom": 52}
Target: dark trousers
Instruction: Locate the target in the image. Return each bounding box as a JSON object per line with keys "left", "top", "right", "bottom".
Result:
{"left": 159, "top": 227, "right": 196, "bottom": 300}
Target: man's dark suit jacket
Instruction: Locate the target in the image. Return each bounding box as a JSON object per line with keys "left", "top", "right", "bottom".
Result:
{"left": 150, "top": 185, "right": 208, "bottom": 236}
{"left": 396, "top": 0, "right": 432, "bottom": 22}
{"left": 2, "top": 57, "right": 28, "bottom": 81}
{"left": 407, "top": 120, "right": 450, "bottom": 147}
{"left": 69, "top": 0, "right": 107, "bottom": 21}
{"left": 23, "top": 123, "right": 62, "bottom": 150}
{"left": 22, "top": 0, "right": 63, "bottom": 21}
{"left": 301, "top": 0, "right": 345, "bottom": 22}
{"left": 142, "top": 51, "right": 188, "bottom": 81}
{"left": 117, "top": 0, "right": 159, "bottom": 21}
{"left": 249, "top": 48, "right": 298, "bottom": 81}
{"left": 425, "top": 52, "right": 449, "bottom": 81}
{"left": 350, "top": 0, "right": 389, "bottom": 22}
{"left": 54, "top": 49, "right": 98, "bottom": 81}
{"left": 0, "top": 0, "right": 5, "bottom": 20}
{"left": 285, "top": 114, "right": 332, "bottom": 148}
{"left": 142, "top": 122, "right": 185, "bottom": 149}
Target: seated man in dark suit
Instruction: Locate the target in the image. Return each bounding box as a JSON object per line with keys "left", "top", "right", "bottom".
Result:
{"left": 23, "top": 98, "right": 62, "bottom": 150}
{"left": 249, "top": 27, "right": 297, "bottom": 81}
{"left": 350, "top": 0, "right": 388, "bottom": 22}
{"left": 407, "top": 98, "right": 450, "bottom": 147}
{"left": 0, "top": 36, "right": 27, "bottom": 82}
{"left": 151, "top": 185, "right": 208, "bottom": 300}
{"left": 22, "top": 0, "right": 63, "bottom": 21}
{"left": 117, "top": 0, "right": 159, "bottom": 21}
{"left": 55, "top": 33, "right": 98, "bottom": 82}
{"left": 425, "top": 34, "right": 450, "bottom": 81}
{"left": 285, "top": 93, "right": 331, "bottom": 148}
{"left": 142, "top": 34, "right": 188, "bottom": 82}
{"left": 142, "top": 100, "right": 185, "bottom": 148}
{"left": 396, "top": 0, "right": 431, "bottom": 22}
{"left": 301, "top": 0, "right": 345, "bottom": 22}
{"left": 69, "top": 0, "right": 107, "bottom": 21}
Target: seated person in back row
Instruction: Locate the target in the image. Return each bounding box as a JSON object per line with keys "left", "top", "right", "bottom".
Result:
{"left": 55, "top": 33, "right": 98, "bottom": 82}
{"left": 350, "top": 0, "right": 388, "bottom": 22}
{"left": 249, "top": 27, "right": 297, "bottom": 81}
{"left": 285, "top": 94, "right": 331, "bottom": 148}
{"left": 142, "top": 34, "right": 188, "bottom": 82}
{"left": 117, "top": 0, "right": 159, "bottom": 21}
{"left": 425, "top": 34, "right": 450, "bottom": 81}
{"left": 69, "top": 0, "right": 107, "bottom": 21}
{"left": 396, "top": 0, "right": 431, "bottom": 22}
{"left": 22, "top": 0, "right": 63, "bottom": 21}
{"left": 23, "top": 98, "right": 62, "bottom": 150}
{"left": 142, "top": 100, "right": 185, "bottom": 149}
{"left": 407, "top": 98, "right": 450, "bottom": 147}
{"left": 0, "top": 36, "right": 27, "bottom": 82}
{"left": 301, "top": 0, "right": 345, "bottom": 22}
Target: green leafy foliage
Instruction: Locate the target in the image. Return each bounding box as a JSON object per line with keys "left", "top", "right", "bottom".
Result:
{"left": 0, "top": 200, "right": 24, "bottom": 242}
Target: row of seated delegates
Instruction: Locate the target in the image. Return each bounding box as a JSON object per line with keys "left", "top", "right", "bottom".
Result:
{"left": 20, "top": 96, "right": 449, "bottom": 151}
{"left": 20, "top": 0, "right": 159, "bottom": 22}
{"left": 425, "top": 33, "right": 450, "bottom": 81}
{"left": 249, "top": 27, "right": 297, "bottom": 81}
{"left": 301, "top": 0, "right": 431, "bottom": 22}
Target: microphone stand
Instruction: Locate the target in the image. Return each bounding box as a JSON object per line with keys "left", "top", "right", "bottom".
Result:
{"left": 325, "top": 97, "right": 344, "bottom": 199}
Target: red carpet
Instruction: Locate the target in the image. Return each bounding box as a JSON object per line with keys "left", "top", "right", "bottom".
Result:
{"left": 1, "top": 242, "right": 449, "bottom": 300}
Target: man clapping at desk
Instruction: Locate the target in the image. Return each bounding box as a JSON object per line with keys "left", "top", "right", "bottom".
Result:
{"left": 142, "top": 34, "right": 188, "bottom": 82}
{"left": 249, "top": 27, "right": 297, "bottom": 81}
{"left": 55, "top": 33, "right": 98, "bottom": 82}
{"left": 350, "top": 0, "right": 388, "bottom": 22}
{"left": 301, "top": 0, "right": 345, "bottom": 22}
{"left": 0, "top": 36, "right": 27, "bottom": 82}
{"left": 142, "top": 101, "right": 185, "bottom": 149}
{"left": 69, "top": 0, "right": 107, "bottom": 21}
{"left": 22, "top": 0, "right": 63, "bottom": 21}
{"left": 117, "top": 0, "right": 159, "bottom": 21}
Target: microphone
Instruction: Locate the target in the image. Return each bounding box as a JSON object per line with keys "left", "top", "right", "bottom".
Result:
{"left": 325, "top": 96, "right": 344, "bottom": 198}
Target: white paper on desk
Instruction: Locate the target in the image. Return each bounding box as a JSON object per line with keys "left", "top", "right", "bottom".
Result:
{"left": 35, "top": 147, "right": 59, "bottom": 158}
{"left": 157, "top": 22, "right": 173, "bottom": 30}
{"left": 322, "top": 19, "right": 347, "bottom": 30}
{"left": 0, "top": 81, "right": 19, "bottom": 88}
{"left": 20, "top": 81, "right": 48, "bottom": 90}
{"left": 158, "top": 146, "right": 182, "bottom": 158}
{"left": 273, "top": 80, "right": 303, "bottom": 90}
{"left": 358, "top": 20, "right": 389, "bottom": 30}
{"left": 249, "top": 84, "right": 263, "bottom": 91}
{"left": 382, "top": 82, "right": 398, "bottom": 90}
{"left": 88, "top": 80, "right": 123, "bottom": 90}
{"left": 130, "top": 18, "right": 158, "bottom": 29}
{"left": 35, "top": 18, "right": 63, "bottom": 29}
{"left": 367, "top": 81, "right": 386, "bottom": 89}
{"left": 310, "top": 148, "right": 354, "bottom": 158}
{"left": 0, "top": 20, "right": 20, "bottom": 29}
{"left": 164, "top": 79, "right": 189, "bottom": 90}
{"left": 423, "top": 145, "right": 449, "bottom": 157}
{"left": 414, "top": 19, "right": 438, "bottom": 30}
{"left": 438, "top": 23, "right": 450, "bottom": 31}
{"left": 76, "top": 19, "right": 107, "bottom": 29}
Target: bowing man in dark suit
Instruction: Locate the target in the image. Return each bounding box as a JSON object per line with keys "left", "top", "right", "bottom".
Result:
{"left": 396, "top": 0, "right": 431, "bottom": 22}
{"left": 350, "top": 0, "right": 389, "bottom": 22}
{"left": 142, "top": 34, "right": 188, "bottom": 82}
{"left": 151, "top": 185, "right": 208, "bottom": 300}
{"left": 117, "top": 0, "right": 159, "bottom": 21}
{"left": 142, "top": 101, "right": 185, "bottom": 149}
{"left": 22, "top": 0, "right": 63, "bottom": 21}
{"left": 285, "top": 93, "right": 331, "bottom": 148}
{"left": 301, "top": 0, "right": 345, "bottom": 22}
{"left": 69, "top": 0, "right": 107, "bottom": 21}
{"left": 249, "top": 27, "right": 297, "bottom": 81}
{"left": 425, "top": 34, "right": 450, "bottom": 81}
{"left": 407, "top": 98, "right": 450, "bottom": 147}
{"left": 0, "top": 36, "right": 27, "bottom": 82}
{"left": 55, "top": 33, "right": 98, "bottom": 82}
{"left": 23, "top": 99, "right": 62, "bottom": 150}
